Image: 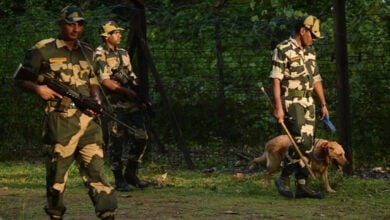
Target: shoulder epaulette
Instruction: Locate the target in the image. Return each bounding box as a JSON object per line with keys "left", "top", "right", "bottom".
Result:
{"left": 277, "top": 39, "right": 290, "bottom": 47}
{"left": 34, "top": 38, "right": 55, "bottom": 49}
{"left": 276, "top": 40, "right": 294, "bottom": 52}
{"left": 118, "top": 48, "right": 129, "bottom": 56}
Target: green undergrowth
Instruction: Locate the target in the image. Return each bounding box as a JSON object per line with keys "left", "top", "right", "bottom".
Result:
{"left": 0, "top": 162, "right": 389, "bottom": 219}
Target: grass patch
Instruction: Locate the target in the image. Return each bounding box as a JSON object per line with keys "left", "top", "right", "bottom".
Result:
{"left": 0, "top": 162, "right": 389, "bottom": 219}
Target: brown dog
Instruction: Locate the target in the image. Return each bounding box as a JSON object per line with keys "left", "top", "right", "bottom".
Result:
{"left": 253, "top": 135, "right": 349, "bottom": 192}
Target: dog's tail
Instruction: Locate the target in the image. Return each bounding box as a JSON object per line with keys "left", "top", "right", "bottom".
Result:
{"left": 253, "top": 153, "right": 267, "bottom": 165}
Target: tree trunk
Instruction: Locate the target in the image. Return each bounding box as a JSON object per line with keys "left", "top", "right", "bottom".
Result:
{"left": 333, "top": 0, "right": 352, "bottom": 174}
{"left": 214, "top": 0, "right": 226, "bottom": 140}
{"left": 125, "top": 0, "right": 195, "bottom": 169}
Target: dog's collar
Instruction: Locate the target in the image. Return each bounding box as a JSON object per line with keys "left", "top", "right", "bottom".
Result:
{"left": 312, "top": 141, "right": 328, "bottom": 161}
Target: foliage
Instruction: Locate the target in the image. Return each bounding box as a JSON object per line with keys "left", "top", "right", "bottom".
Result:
{"left": 343, "top": 0, "right": 390, "bottom": 167}
{"left": 0, "top": 0, "right": 389, "bottom": 169}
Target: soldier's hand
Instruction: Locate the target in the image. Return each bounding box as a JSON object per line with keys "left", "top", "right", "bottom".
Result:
{"left": 319, "top": 105, "right": 329, "bottom": 120}
{"left": 85, "top": 96, "right": 102, "bottom": 116}
{"left": 90, "top": 95, "right": 101, "bottom": 105}
{"left": 273, "top": 107, "right": 284, "bottom": 123}
{"left": 37, "top": 85, "right": 62, "bottom": 100}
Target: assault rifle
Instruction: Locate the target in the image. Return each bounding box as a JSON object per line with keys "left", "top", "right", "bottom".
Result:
{"left": 111, "top": 67, "right": 154, "bottom": 117}
{"left": 35, "top": 74, "right": 140, "bottom": 135}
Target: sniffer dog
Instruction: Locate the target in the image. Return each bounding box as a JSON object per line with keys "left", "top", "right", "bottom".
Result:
{"left": 253, "top": 135, "right": 349, "bottom": 192}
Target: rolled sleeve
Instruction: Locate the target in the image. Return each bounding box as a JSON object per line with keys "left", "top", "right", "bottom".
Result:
{"left": 269, "top": 48, "right": 285, "bottom": 80}
{"left": 312, "top": 62, "right": 322, "bottom": 83}
{"left": 313, "top": 74, "right": 322, "bottom": 83}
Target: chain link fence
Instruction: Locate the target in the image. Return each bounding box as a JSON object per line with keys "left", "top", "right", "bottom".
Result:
{"left": 0, "top": 3, "right": 389, "bottom": 168}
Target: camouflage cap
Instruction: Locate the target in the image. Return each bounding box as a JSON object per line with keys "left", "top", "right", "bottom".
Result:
{"left": 99, "top": 21, "right": 124, "bottom": 37}
{"left": 303, "top": 15, "right": 323, "bottom": 39}
{"left": 60, "top": 5, "right": 85, "bottom": 23}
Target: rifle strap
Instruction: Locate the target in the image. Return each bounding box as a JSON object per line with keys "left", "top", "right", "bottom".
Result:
{"left": 77, "top": 40, "right": 114, "bottom": 113}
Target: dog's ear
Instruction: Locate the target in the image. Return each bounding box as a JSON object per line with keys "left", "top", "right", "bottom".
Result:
{"left": 324, "top": 143, "right": 334, "bottom": 165}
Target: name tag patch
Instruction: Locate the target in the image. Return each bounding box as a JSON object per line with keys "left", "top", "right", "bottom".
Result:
{"left": 290, "top": 56, "right": 301, "bottom": 62}
{"left": 107, "top": 57, "right": 117, "bottom": 62}
{"left": 49, "top": 57, "right": 67, "bottom": 63}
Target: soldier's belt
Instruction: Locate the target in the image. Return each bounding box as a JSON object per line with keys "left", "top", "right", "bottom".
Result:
{"left": 287, "top": 89, "right": 312, "bottom": 97}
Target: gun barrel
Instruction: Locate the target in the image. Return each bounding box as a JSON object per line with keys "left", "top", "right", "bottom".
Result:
{"left": 39, "top": 74, "right": 138, "bottom": 135}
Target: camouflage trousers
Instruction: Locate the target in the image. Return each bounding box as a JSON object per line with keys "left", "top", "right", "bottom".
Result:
{"left": 282, "top": 100, "right": 316, "bottom": 180}
{"left": 43, "top": 110, "right": 117, "bottom": 219}
{"left": 107, "top": 110, "right": 148, "bottom": 171}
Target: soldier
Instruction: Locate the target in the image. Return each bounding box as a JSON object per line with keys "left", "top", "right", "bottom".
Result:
{"left": 94, "top": 21, "right": 149, "bottom": 192}
{"left": 269, "top": 15, "right": 329, "bottom": 199}
{"left": 14, "top": 5, "right": 117, "bottom": 219}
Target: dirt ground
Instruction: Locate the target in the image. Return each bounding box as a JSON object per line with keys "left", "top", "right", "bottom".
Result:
{"left": 1, "top": 167, "right": 389, "bottom": 220}
{"left": 0, "top": 187, "right": 276, "bottom": 220}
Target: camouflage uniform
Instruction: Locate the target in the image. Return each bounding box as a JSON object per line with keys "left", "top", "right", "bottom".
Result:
{"left": 14, "top": 6, "right": 117, "bottom": 219}
{"left": 270, "top": 37, "right": 321, "bottom": 170}
{"left": 94, "top": 34, "right": 148, "bottom": 191}
{"left": 269, "top": 15, "right": 326, "bottom": 199}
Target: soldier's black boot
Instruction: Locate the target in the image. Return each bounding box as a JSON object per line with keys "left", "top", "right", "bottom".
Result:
{"left": 113, "top": 168, "right": 131, "bottom": 192}
{"left": 125, "top": 161, "right": 149, "bottom": 188}
{"left": 295, "top": 179, "right": 324, "bottom": 199}
{"left": 44, "top": 205, "right": 64, "bottom": 220}
{"left": 274, "top": 175, "right": 293, "bottom": 198}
